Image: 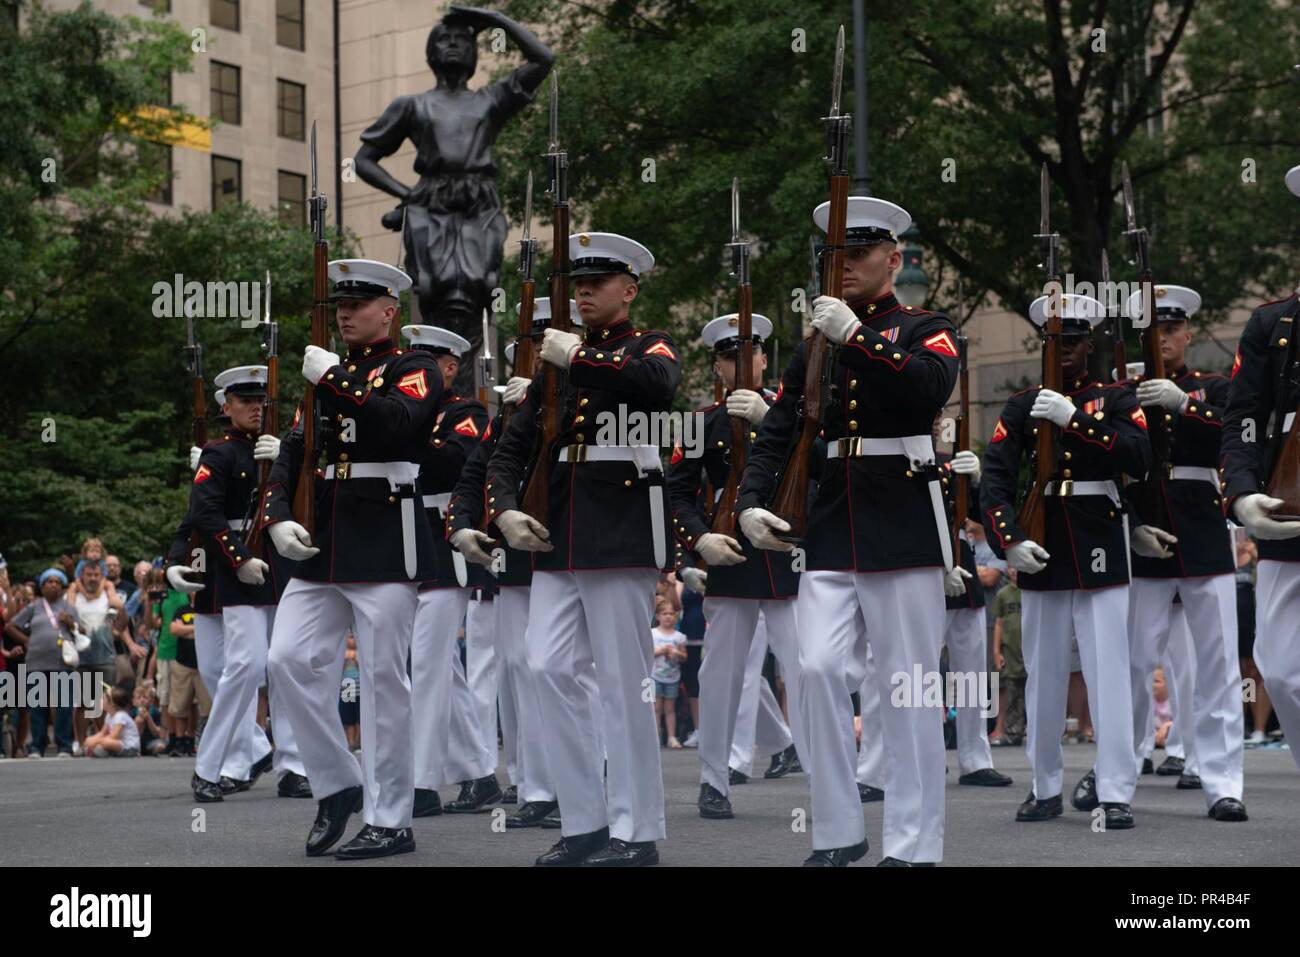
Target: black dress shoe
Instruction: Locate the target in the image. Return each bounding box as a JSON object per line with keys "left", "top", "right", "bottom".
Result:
{"left": 277, "top": 771, "right": 313, "bottom": 798}
{"left": 1208, "top": 797, "right": 1248, "bottom": 822}
{"left": 802, "top": 839, "right": 868, "bottom": 867}
{"left": 506, "top": 800, "right": 558, "bottom": 828}
{"left": 501, "top": 785, "right": 518, "bottom": 805}
{"left": 1015, "top": 792, "right": 1063, "bottom": 822}
{"left": 728, "top": 767, "right": 749, "bottom": 786}
{"left": 858, "top": 783, "right": 885, "bottom": 803}
{"left": 1071, "top": 769, "right": 1099, "bottom": 811}
{"left": 535, "top": 827, "right": 609, "bottom": 866}
{"left": 1155, "top": 755, "right": 1185, "bottom": 776}
{"left": 247, "top": 750, "right": 274, "bottom": 786}
{"left": 878, "top": 857, "right": 936, "bottom": 867}
{"left": 1103, "top": 802, "right": 1135, "bottom": 829}
{"left": 444, "top": 774, "right": 502, "bottom": 813}
{"left": 192, "top": 773, "right": 223, "bottom": 803}
{"left": 1176, "top": 771, "right": 1203, "bottom": 790}
{"left": 764, "top": 745, "right": 799, "bottom": 779}
{"left": 583, "top": 839, "right": 659, "bottom": 867}
{"left": 413, "top": 788, "right": 443, "bottom": 817}
{"left": 698, "top": 782, "right": 734, "bottom": 819}
{"left": 335, "top": 824, "right": 415, "bottom": 860}
{"left": 219, "top": 775, "right": 251, "bottom": 795}
{"left": 540, "top": 806, "right": 563, "bottom": 829}
{"left": 789, "top": 754, "right": 804, "bottom": 773}
{"left": 958, "top": 767, "right": 1013, "bottom": 787}
{"left": 306, "top": 785, "right": 364, "bottom": 857}
{"left": 1141, "top": 757, "right": 1154, "bottom": 775}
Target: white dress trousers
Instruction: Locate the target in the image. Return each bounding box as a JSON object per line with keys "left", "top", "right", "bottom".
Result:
{"left": 526, "top": 569, "right": 665, "bottom": 843}
{"left": 1253, "top": 560, "right": 1300, "bottom": 771}
{"left": 700, "top": 600, "right": 803, "bottom": 793}
{"left": 193, "top": 612, "right": 271, "bottom": 782}
{"left": 795, "top": 568, "right": 947, "bottom": 862}
{"left": 855, "top": 645, "right": 885, "bottom": 789}
{"left": 1021, "top": 585, "right": 1135, "bottom": 805}
{"left": 268, "top": 579, "right": 419, "bottom": 829}
{"left": 943, "top": 606, "right": 995, "bottom": 775}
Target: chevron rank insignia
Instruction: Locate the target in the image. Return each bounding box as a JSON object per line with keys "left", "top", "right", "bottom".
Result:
{"left": 193, "top": 464, "right": 212, "bottom": 484}
{"left": 453, "top": 416, "right": 480, "bottom": 438}
{"left": 396, "top": 369, "right": 429, "bottom": 399}
{"left": 670, "top": 444, "right": 684, "bottom": 465}
{"left": 923, "top": 331, "right": 958, "bottom": 357}
{"left": 1130, "top": 407, "right": 1148, "bottom": 430}
{"left": 991, "top": 419, "right": 1008, "bottom": 443}
{"left": 645, "top": 341, "right": 676, "bottom": 360}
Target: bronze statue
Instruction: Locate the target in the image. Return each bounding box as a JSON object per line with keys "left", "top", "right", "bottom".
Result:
{"left": 355, "top": 5, "right": 553, "bottom": 380}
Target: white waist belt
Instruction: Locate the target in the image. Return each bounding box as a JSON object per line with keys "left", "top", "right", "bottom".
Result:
{"left": 556, "top": 444, "right": 661, "bottom": 472}
{"left": 826, "top": 434, "right": 935, "bottom": 469}
{"left": 226, "top": 519, "right": 244, "bottom": 529}
{"left": 322, "top": 461, "right": 420, "bottom": 489}
{"left": 1044, "top": 479, "right": 1120, "bottom": 505}
{"left": 1168, "top": 466, "right": 1219, "bottom": 487}
{"left": 422, "top": 493, "right": 451, "bottom": 511}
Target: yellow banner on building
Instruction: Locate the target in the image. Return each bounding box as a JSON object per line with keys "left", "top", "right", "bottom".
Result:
{"left": 119, "top": 105, "right": 211, "bottom": 152}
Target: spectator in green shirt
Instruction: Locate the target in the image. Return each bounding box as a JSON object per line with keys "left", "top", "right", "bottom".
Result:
{"left": 990, "top": 569, "right": 1025, "bottom": 746}
{"left": 144, "top": 571, "right": 188, "bottom": 755}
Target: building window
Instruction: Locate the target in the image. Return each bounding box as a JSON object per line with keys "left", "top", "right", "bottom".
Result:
{"left": 278, "top": 170, "right": 306, "bottom": 225}
{"left": 210, "top": 0, "right": 239, "bottom": 32}
{"left": 212, "top": 155, "right": 241, "bottom": 210}
{"left": 277, "top": 79, "right": 306, "bottom": 141}
{"left": 276, "top": 0, "right": 304, "bottom": 51}
{"left": 140, "top": 1, "right": 171, "bottom": 13}
{"left": 210, "top": 61, "right": 240, "bottom": 125}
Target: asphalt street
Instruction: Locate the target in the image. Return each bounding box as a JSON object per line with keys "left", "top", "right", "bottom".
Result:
{"left": 3, "top": 742, "right": 1296, "bottom": 867}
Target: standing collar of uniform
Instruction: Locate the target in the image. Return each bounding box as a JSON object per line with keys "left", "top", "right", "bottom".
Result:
{"left": 223, "top": 427, "right": 257, "bottom": 443}
{"left": 1064, "top": 376, "right": 1099, "bottom": 396}
{"left": 584, "top": 318, "right": 634, "bottom": 345}
{"left": 344, "top": 338, "right": 396, "bottom": 362}
{"left": 848, "top": 291, "right": 900, "bottom": 320}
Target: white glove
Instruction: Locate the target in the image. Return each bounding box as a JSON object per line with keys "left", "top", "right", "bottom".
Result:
{"left": 1005, "top": 540, "right": 1050, "bottom": 574}
{"left": 1029, "top": 389, "right": 1076, "bottom": 428}
{"left": 943, "top": 565, "right": 973, "bottom": 597}
{"left": 725, "top": 389, "right": 768, "bottom": 425}
{"left": 450, "top": 528, "right": 495, "bottom": 566}
{"left": 268, "top": 521, "right": 320, "bottom": 561}
{"left": 495, "top": 509, "right": 553, "bottom": 552}
{"left": 302, "top": 345, "right": 340, "bottom": 385}
{"left": 253, "top": 435, "right": 281, "bottom": 462}
{"left": 235, "top": 558, "right": 269, "bottom": 586}
{"left": 502, "top": 376, "right": 532, "bottom": 406}
{"left": 680, "top": 566, "right": 708, "bottom": 594}
{"left": 810, "top": 296, "right": 860, "bottom": 345}
{"left": 1136, "top": 378, "right": 1188, "bottom": 413}
{"left": 165, "top": 565, "right": 204, "bottom": 594}
{"left": 694, "top": 532, "right": 746, "bottom": 566}
{"left": 540, "top": 329, "right": 581, "bottom": 370}
{"left": 189, "top": 446, "right": 202, "bottom": 471}
{"left": 1131, "top": 525, "right": 1178, "bottom": 558}
{"left": 951, "top": 450, "right": 981, "bottom": 483}
{"left": 738, "top": 508, "right": 794, "bottom": 552}
{"left": 1234, "top": 494, "right": 1300, "bottom": 541}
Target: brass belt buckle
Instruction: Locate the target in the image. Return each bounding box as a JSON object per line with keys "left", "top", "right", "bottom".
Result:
{"left": 565, "top": 445, "right": 587, "bottom": 464}
{"left": 335, "top": 462, "right": 350, "bottom": 480}
{"left": 842, "top": 436, "right": 861, "bottom": 457}
{"left": 1058, "top": 479, "right": 1073, "bottom": 496}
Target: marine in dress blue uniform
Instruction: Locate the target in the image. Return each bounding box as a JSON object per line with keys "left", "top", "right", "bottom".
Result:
{"left": 264, "top": 260, "right": 447, "bottom": 860}
{"left": 979, "top": 294, "right": 1150, "bottom": 829}
{"left": 739, "top": 197, "right": 959, "bottom": 866}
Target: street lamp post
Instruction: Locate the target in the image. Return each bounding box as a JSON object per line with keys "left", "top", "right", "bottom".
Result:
{"left": 895, "top": 225, "right": 929, "bottom": 307}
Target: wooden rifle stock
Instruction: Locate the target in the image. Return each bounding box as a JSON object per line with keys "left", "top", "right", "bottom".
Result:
{"left": 246, "top": 355, "right": 278, "bottom": 557}
{"left": 952, "top": 336, "right": 971, "bottom": 586}
{"left": 1018, "top": 308, "right": 1061, "bottom": 545}
{"left": 1136, "top": 275, "right": 1170, "bottom": 527}
{"left": 293, "top": 238, "right": 328, "bottom": 536}
{"left": 1265, "top": 304, "right": 1300, "bottom": 518}
{"left": 712, "top": 285, "right": 753, "bottom": 537}
{"left": 502, "top": 279, "right": 536, "bottom": 435}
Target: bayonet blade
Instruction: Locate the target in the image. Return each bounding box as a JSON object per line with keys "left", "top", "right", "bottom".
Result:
{"left": 1100, "top": 248, "right": 1111, "bottom": 288}
{"left": 310, "top": 121, "right": 318, "bottom": 196}
{"left": 522, "top": 170, "right": 533, "bottom": 242}
{"left": 264, "top": 269, "right": 272, "bottom": 324}
{"left": 830, "top": 25, "right": 845, "bottom": 116}
{"left": 1039, "top": 162, "right": 1050, "bottom": 237}
{"left": 548, "top": 72, "right": 559, "bottom": 153}
{"left": 730, "top": 177, "right": 740, "bottom": 243}
{"left": 1121, "top": 161, "right": 1137, "bottom": 231}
